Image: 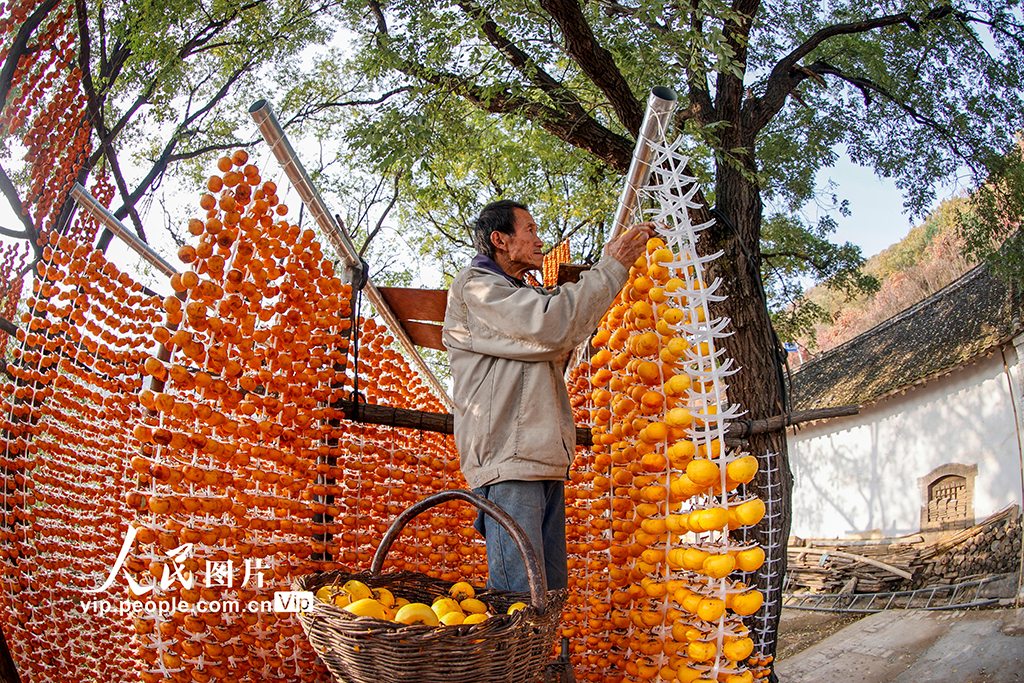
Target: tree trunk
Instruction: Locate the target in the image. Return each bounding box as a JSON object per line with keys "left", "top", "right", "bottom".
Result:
{"left": 704, "top": 160, "right": 793, "bottom": 667}
{"left": 0, "top": 625, "right": 21, "bottom": 683}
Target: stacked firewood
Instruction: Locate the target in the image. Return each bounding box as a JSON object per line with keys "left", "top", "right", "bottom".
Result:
{"left": 786, "top": 507, "right": 1023, "bottom": 594}
{"left": 911, "top": 509, "right": 1022, "bottom": 587}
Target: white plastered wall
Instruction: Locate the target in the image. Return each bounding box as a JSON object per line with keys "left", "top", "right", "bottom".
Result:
{"left": 788, "top": 343, "right": 1024, "bottom": 539}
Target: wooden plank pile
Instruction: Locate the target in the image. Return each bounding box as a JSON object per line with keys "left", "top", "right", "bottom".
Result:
{"left": 787, "top": 537, "right": 922, "bottom": 594}
{"left": 786, "top": 506, "right": 1023, "bottom": 594}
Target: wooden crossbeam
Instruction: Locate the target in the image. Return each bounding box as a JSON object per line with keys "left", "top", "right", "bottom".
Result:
{"left": 337, "top": 401, "right": 861, "bottom": 447}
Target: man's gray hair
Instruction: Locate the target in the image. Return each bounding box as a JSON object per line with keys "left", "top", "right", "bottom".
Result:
{"left": 471, "top": 200, "right": 528, "bottom": 259}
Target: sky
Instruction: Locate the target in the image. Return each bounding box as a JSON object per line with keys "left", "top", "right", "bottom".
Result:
{"left": 815, "top": 156, "right": 932, "bottom": 260}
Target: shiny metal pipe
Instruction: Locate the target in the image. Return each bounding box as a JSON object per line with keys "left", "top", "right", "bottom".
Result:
{"left": 71, "top": 183, "right": 179, "bottom": 278}
{"left": 248, "top": 99, "right": 453, "bottom": 408}
{"left": 611, "top": 86, "right": 678, "bottom": 239}
{"left": 249, "top": 99, "right": 361, "bottom": 271}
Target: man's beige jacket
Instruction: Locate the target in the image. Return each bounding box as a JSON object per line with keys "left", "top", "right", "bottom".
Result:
{"left": 443, "top": 256, "right": 629, "bottom": 489}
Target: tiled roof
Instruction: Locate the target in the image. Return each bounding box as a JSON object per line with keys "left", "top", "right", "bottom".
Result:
{"left": 789, "top": 265, "right": 1023, "bottom": 411}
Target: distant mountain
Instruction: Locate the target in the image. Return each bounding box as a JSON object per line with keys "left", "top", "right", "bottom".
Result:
{"left": 794, "top": 194, "right": 979, "bottom": 358}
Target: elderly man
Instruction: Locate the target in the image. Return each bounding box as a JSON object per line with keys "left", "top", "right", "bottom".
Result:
{"left": 442, "top": 199, "right": 653, "bottom": 592}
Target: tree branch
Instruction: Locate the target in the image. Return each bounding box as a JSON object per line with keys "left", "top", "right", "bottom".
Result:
{"left": 75, "top": 0, "right": 149, "bottom": 243}
{"left": 360, "top": 170, "right": 403, "bottom": 257}
{"left": 597, "top": 0, "right": 670, "bottom": 33}
{"left": 436, "top": 66, "right": 633, "bottom": 169}
{"left": 49, "top": 161, "right": 96, "bottom": 237}
{"left": 780, "top": 13, "right": 913, "bottom": 76}
{"left": 96, "top": 27, "right": 139, "bottom": 95}
{"left": 0, "top": 226, "right": 29, "bottom": 240}
{"left": 110, "top": 56, "right": 260, "bottom": 226}
{"left": 0, "top": 0, "right": 61, "bottom": 111}
{"left": 0, "top": 163, "right": 41, "bottom": 257}
{"left": 167, "top": 139, "right": 261, "bottom": 163}
{"left": 957, "top": 8, "right": 1024, "bottom": 48}
{"left": 98, "top": 0, "right": 108, "bottom": 76}
{"left": 715, "top": 0, "right": 759, "bottom": 142}
{"left": 100, "top": 148, "right": 150, "bottom": 239}
{"left": 0, "top": 315, "right": 18, "bottom": 338}
{"left": 281, "top": 86, "right": 414, "bottom": 127}
{"left": 182, "top": 59, "right": 259, "bottom": 129}
{"left": 751, "top": 10, "right": 915, "bottom": 133}
{"left": 177, "top": 0, "right": 268, "bottom": 59}
{"left": 537, "top": 0, "right": 644, "bottom": 135}
{"left": 685, "top": 0, "right": 716, "bottom": 127}
{"left": 544, "top": 218, "right": 587, "bottom": 253}
{"left": 807, "top": 60, "right": 971, "bottom": 163}
{"left": 761, "top": 250, "right": 829, "bottom": 271}
{"left": 12, "top": 257, "right": 40, "bottom": 284}
{"left": 0, "top": 360, "right": 16, "bottom": 383}
{"left": 102, "top": 80, "right": 159, "bottom": 143}
{"left": 594, "top": 0, "right": 714, "bottom": 126}
{"left": 428, "top": 217, "right": 473, "bottom": 249}
{"left": 457, "top": 0, "right": 589, "bottom": 119}
{"left": 65, "top": 1, "right": 310, "bottom": 243}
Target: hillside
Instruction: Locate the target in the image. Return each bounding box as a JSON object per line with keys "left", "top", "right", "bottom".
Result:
{"left": 794, "top": 195, "right": 979, "bottom": 357}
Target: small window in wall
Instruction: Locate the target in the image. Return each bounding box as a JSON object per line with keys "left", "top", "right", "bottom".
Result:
{"left": 927, "top": 476, "right": 967, "bottom": 526}
{"left": 919, "top": 464, "right": 977, "bottom": 532}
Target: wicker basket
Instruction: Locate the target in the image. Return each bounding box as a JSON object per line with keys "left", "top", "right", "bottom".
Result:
{"left": 294, "top": 489, "right": 567, "bottom": 683}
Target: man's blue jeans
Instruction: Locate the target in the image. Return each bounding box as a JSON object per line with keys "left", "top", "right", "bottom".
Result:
{"left": 472, "top": 480, "right": 568, "bottom": 593}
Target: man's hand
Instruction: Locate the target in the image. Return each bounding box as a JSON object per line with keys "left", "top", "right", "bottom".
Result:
{"left": 604, "top": 222, "right": 659, "bottom": 268}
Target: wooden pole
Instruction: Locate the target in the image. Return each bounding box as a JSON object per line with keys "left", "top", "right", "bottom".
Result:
{"left": 725, "top": 405, "right": 862, "bottom": 440}
{"left": 339, "top": 400, "right": 456, "bottom": 435}
{"left": 335, "top": 401, "right": 860, "bottom": 447}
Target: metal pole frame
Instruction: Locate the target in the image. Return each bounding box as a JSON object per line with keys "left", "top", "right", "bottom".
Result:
{"left": 70, "top": 183, "right": 179, "bottom": 278}
{"left": 248, "top": 99, "right": 453, "bottom": 410}
{"left": 610, "top": 86, "right": 678, "bottom": 240}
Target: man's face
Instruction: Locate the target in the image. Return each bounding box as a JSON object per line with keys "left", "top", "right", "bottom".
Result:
{"left": 494, "top": 208, "right": 544, "bottom": 274}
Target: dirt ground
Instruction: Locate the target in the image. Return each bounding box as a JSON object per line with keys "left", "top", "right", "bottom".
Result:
{"left": 775, "top": 609, "right": 868, "bottom": 661}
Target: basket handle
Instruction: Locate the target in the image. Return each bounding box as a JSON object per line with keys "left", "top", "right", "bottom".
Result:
{"left": 369, "top": 489, "right": 547, "bottom": 610}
